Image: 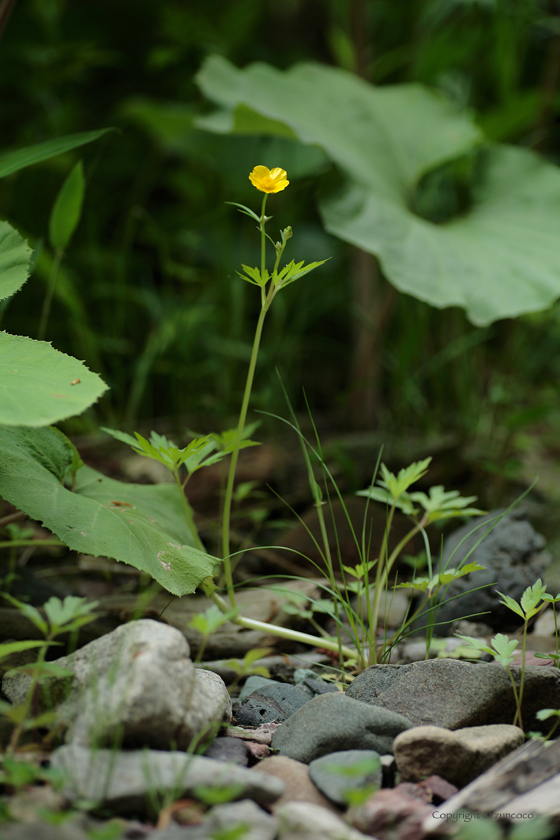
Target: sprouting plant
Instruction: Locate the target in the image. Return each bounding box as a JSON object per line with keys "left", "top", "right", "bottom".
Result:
{"left": 455, "top": 579, "right": 557, "bottom": 731}
{"left": 531, "top": 708, "right": 560, "bottom": 742}
{"left": 222, "top": 647, "right": 272, "bottom": 695}
{"left": 101, "top": 428, "right": 259, "bottom": 552}
{"left": 497, "top": 579, "right": 549, "bottom": 727}
{"left": 455, "top": 632, "right": 523, "bottom": 726}
{"left": 0, "top": 594, "right": 99, "bottom": 752}
{"left": 187, "top": 604, "right": 238, "bottom": 664}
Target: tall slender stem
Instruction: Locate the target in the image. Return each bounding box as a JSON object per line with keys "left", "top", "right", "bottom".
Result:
{"left": 221, "top": 195, "right": 269, "bottom": 608}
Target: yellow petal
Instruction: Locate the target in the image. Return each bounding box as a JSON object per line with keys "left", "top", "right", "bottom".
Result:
{"left": 249, "top": 165, "right": 289, "bottom": 193}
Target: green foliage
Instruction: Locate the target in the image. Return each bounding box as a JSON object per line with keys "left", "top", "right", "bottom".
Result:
{"left": 188, "top": 604, "right": 237, "bottom": 636}
{"left": 0, "top": 129, "right": 109, "bottom": 426}
{"left": 357, "top": 459, "right": 484, "bottom": 522}
{"left": 497, "top": 578, "right": 548, "bottom": 621}
{"left": 455, "top": 632, "right": 519, "bottom": 668}
{"left": 223, "top": 647, "right": 272, "bottom": 679}
{"left": 0, "top": 426, "right": 221, "bottom": 596}
{"left": 103, "top": 427, "right": 258, "bottom": 479}
{"left": 197, "top": 55, "right": 560, "bottom": 327}
{"left": 49, "top": 160, "right": 86, "bottom": 252}
{"left": 401, "top": 562, "right": 486, "bottom": 596}
{"left": 0, "top": 640, "right": 48, "bottom": 661}
{"left": 0, "top": 220, "right": 31, "bottom": 301}
{"left": 0, "top": 332, "right": 108, "bottom": 426}
{"left": 0, "top": 593, "right": 100, "bottom": 752}
{"left": 0, "top": 129, "right": 113, "bottom": 180}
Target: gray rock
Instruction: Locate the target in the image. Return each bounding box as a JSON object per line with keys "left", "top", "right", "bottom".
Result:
{"left": 50, "top": 743, "right": 284, "bottom": 815}
{"left": 271, "top": 692, "right": 414, "bottom": 762}
{"left": 393, "top": 724, "right": 524, "bottom": 788}
{"left": 183, "top": 668, "right": 232, "bottom": 746}
{"left": 345, "top": 658, "right": 560, "bottom": 731}
{"left": 204, "top": 800, "right": 278, "bottom": 840}
{"left": 275, "top": 801, "right": 371, "bottom": 840}
{"left": 0, "top": 822, "right": 91, "bottom": 840}
{"left": 204, "top": 736, "right": 251, "bottom": 765}
{"left": 301, "top": 678, "right": 339, "bottom": 696}
{"left": 2, "top": 619, "right": 231, "bottom": 750}
{"left": 238, "top": 676, "right": 277, "bottom": 703}
{"left": 413, "top": 509, "right": 550, "bottom": 635}
{"left": 235, "top": 683, "right": 312, "bottom": 726}
{"left": 309, "top": 750, "right": 382, "bottom": 807}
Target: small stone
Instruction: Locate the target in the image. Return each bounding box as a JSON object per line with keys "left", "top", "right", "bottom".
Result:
{"left": 204, "top": 800, "right": 278, "bottom": 840}
{"left": 235, "top": 683, "right": 311, "bottom": 726}
{"left": 301, "top": 678, "right": 339, "bottom": 696}
{"left": 394, "top": 724, "right": 524, "bottom": 788}
{"left": 275, "top": 801, "right": 371, "bottom": 840}
{"left": 255, "top": 755, "right": 338, "bottom": 813}
{"left": 50, "top": 743, "right": 284, "bottom": 815}
{"left": 204, "top": 736, "right": 251, "bottom": 766}
{"left": 238, "top": 676, "right": 277, "bottom": 703}
{"left": 347, "top": 783, "right": 435, "bottom": 840}
{"left": 293, "top": 668, "right": 319, "bottom": 684}
{"left": 309, "top": 750, "right": 382, "bottom": 807}
{"left": 271, "top": 692, "right": 414, "bottom": 763}
{"left": 183, "top": 668, "right": 232, "bottom": 745}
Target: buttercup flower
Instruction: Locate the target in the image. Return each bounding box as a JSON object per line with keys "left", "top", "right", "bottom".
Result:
{"left": 249, "top": 165, "right": 289, "bottom": 194}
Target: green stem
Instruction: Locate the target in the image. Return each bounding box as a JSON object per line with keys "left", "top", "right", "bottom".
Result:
{"left": 209, "top": 588, "right": 356, "bottom": 660}
{"left": 515, "top": 619, "right": 528, "bottom": 729}
{"left": 221, "top": 195, "right": 269, "bottom": 609}
{"left": 38, "top": 248, "right": 63, "bottom": 340}
{"left": 508, "top": 665, "right": 523, "bottom": 730}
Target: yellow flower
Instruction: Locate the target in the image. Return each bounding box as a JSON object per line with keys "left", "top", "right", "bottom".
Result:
{"left": 249, "top": 165, "right": 289, "bottom": 194}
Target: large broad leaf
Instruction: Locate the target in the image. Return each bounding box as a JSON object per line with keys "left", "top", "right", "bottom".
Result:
{"left": 0, "top": 427, "right": 220, "bottom": 596}
{"left": 0, "top": 220, "right": 32, "bottom": 301}
{"left": 0, "top": 333, "right": 108, "bottom": 426}
{"left": 196, "top": 56, "right": 560, "bottom": 326}
{"left": 0, "top": 129, "right": 114, "bottom": 180}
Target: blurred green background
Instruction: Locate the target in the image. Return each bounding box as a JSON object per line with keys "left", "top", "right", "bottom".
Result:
{"left": 1, "top": 0, "right": 560, "bottom": 501}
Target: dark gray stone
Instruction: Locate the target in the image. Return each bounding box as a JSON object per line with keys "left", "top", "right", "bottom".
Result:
{"left": 235, "top": 683, "right": 312, "bottom": 726}
{"left": 204, "top": 735, "right": 251, "bottom": 766}
{"left": 238, "top": 676, "right": 277, "bottom": 703}
{"left": 271, "top": 692, "right": 414, "bottom": 763}
{"left": 302, "top": 678, "right": 340, "bottom": 696}
{"left": 412, "top": 509, "right": 550, "bottom": 635}
{"left": 309, "top": 750, "right": 382, "bottom": 807}
{"left": 345, "top": 658, "right": 560, "bottom": 731}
